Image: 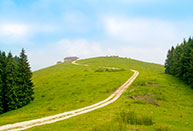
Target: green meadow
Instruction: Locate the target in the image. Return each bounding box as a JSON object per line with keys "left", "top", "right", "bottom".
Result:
{"left": 0, "top": 57, "right": 193, "bottom": 131}
{"left": 0, "top": 58, "right": 132, "bottom": 126}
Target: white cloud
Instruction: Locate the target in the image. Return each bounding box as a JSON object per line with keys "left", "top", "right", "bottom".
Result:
{"left": 28, "top": 39, "right": 104, "bottom": 71}
{"left": 56, "top": 39, "right": 103, "bottom": 56}
{"left": 106, "top": 46, "right": 166, "bottom": 64}
{"left": 0, "top": 24, "right": 29, "bottom": 40}
{"left": 103, "top": 16, "right": 182, "bottom": 47}
{"left": 0, "top": 23, "right": 60, "bottom": 45}
{"left": 28, "top": 37, "right": 168, "bottom": 71}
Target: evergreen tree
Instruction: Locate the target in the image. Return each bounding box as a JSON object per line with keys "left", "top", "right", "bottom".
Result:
{"left": 164, "top": 49, "right": 170, "bottom": 74}
{"left": 174, "top": 44, "right": 184, "bottom": 77}
{"left": 0, "top": 69, "right": 3, "bottom": 113}
{"left": 17, "top": 49, "right": 34, "bottom": 107}
{"left": 0, "top": 52, "right": 4, "bottom": 113}
{"left": 0, "top": 49, "right": 34, "bottom": 114}
{"left": 181, "top": 38, "right": 193, "bottom": 86}
{"left": 165, "top": 37, "right": 193, "bottom": 88}
{"left": 165, "top": 46, "right": 174, "bottom": 74}
{"left": 4, "top": 52, "right": 19, "bottom": 111}
{"left": 14, "top": 56, "right": 20, "bottom": 64}
{"left": 0, "top": 51, "right": 7, "bottom": 113}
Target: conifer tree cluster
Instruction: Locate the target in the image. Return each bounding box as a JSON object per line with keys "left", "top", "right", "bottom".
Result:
{"left": 0, "top": 49, "right": 34, "bottom": 114}
{"left": 165, "top": 37, "right": 193, "bottom": 88}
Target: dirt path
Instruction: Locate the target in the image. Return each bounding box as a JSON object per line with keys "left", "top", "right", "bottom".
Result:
{"left": 0, "top": 60, "right": 139, "bottom": 131}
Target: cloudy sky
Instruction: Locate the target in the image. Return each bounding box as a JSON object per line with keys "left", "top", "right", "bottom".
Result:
{"left": 0, "top": 0, "right": 193, "bottom": 70}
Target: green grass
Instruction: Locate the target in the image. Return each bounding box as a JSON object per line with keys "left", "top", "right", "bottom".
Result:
{"left": 118, "top": 110, "right": 154, "bottom": 125}
{"left": 1, "top": 57, "right": 193, "bottom": 131}
{"left": 0, "top": 60, "right": 132, "bottom": 125}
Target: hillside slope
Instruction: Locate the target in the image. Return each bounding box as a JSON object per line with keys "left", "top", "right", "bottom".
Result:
{"left": 29, "top": 57, "right": 193, "bottom": 131}
{"left": 0, "top": 57, "right": 193, "bottom": 131}
{"left": 0, "top": 58, "right": 132, "bottom": 126}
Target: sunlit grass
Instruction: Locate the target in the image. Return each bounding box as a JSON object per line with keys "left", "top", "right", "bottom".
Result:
{"left": 1, "top": 57, "right": 193, "bottom": 131}
{"left": 28, "top": 57, "right": 193, "bottom": 131}
{"left": 0, "top": 60, "right": 132, "bottom": 125}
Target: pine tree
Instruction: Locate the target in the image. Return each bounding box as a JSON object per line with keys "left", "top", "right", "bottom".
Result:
{"left": 165, "top": 37, "right": 193, "bottom": 88}
{"left": 164, "top": 49, "right": 170, "bottom": 74}
{"left": 17, "top": 49, "right": 34, "bottom": 107}
{"left": 0, "top": 69, "right": 3, "bottom": 113}
{"left": 0, "top": 49, "right": 34, "bottom": 114}
{"left": 174, "top": 44, "right": 184, "bottom": 77}
{"left": 188, "top": 51, "right": 193, "bottom": 88}
{"left": 165, "top": 46, "right": 174, "bottom": 74}
{"left": 4, "top": 52, "right": 19, "bottom": 111}
{"left": 182, "top": 37, "right": 193, "bottom": 86}
{"left": 0, "top": 51, "right": 4, "bottom": 113}
{"left": 0, "top": 51, "right": 7, "bottom": 113}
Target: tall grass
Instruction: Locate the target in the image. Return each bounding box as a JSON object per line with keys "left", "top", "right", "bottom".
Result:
{"left": 118, "top": 110, "right": 154, "bottom": 126}
{"left": 155, "top": 124, "right": 171, "bottom": 131}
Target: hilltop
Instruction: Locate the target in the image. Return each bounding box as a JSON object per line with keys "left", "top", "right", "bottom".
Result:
{"left": 0, "top": 57, "right": 192, "bottom": 131}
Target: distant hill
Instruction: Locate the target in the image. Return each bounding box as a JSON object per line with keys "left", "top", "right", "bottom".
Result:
{"left": 0, "top": 57, "right": 192, "bottom": 131}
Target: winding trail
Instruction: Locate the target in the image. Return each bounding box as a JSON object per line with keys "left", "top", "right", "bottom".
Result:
{"left": 0, "top": 60, "right": 139, "bottom": 131}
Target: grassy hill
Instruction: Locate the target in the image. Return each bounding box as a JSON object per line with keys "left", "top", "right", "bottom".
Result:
{"left": 0, "top": 57, "right": 193, "bottom": 131}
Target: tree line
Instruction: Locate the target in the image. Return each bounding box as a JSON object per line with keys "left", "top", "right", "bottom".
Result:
{"left": 165, "top": 37, "right": 193, "bottom": 88}
{"left": 0, "top": 49, "right": 34, "bottom": 114}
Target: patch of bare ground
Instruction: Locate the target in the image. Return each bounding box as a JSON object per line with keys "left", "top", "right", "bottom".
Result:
{"left": 130, "top": 93, "right": 160, "bottom": 106}
{"left": 146, "top": 83, "right": 164, "bottom": 87}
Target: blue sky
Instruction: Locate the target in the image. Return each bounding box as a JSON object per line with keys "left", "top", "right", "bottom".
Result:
{"left": 0, "top": 0, "right": 193, "bottom": 70}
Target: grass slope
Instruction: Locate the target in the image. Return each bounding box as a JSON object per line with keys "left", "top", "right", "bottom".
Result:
{"left": 28, "top": 57, "right": 193, "bottom": 131}
{"left": 0, "top": 57, "right": 193, "bottom": 131}
{"left": 0, "top": 59, "right": 132, "bottom": 126}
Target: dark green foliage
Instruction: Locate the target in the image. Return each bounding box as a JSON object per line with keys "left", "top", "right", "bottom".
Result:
{"left": 17, "top": 49, "right": 34, "bottom": 107}
{"left": 0, "top": 69, "right": 3, "bottom": 113}
{"left": 0, "top": 52, "right": 5, "bottom": 113}
{"left": 0, "top": 49, "right": 34, "bottom": 114}
{"left": 165, "top": 37, "right": 193, "bottom": 87}
{"left": 4, "top": 52, "right": 19, "bottom": 111}
{"left": 0, "top": 51, "right": 7, "bottom": 113}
